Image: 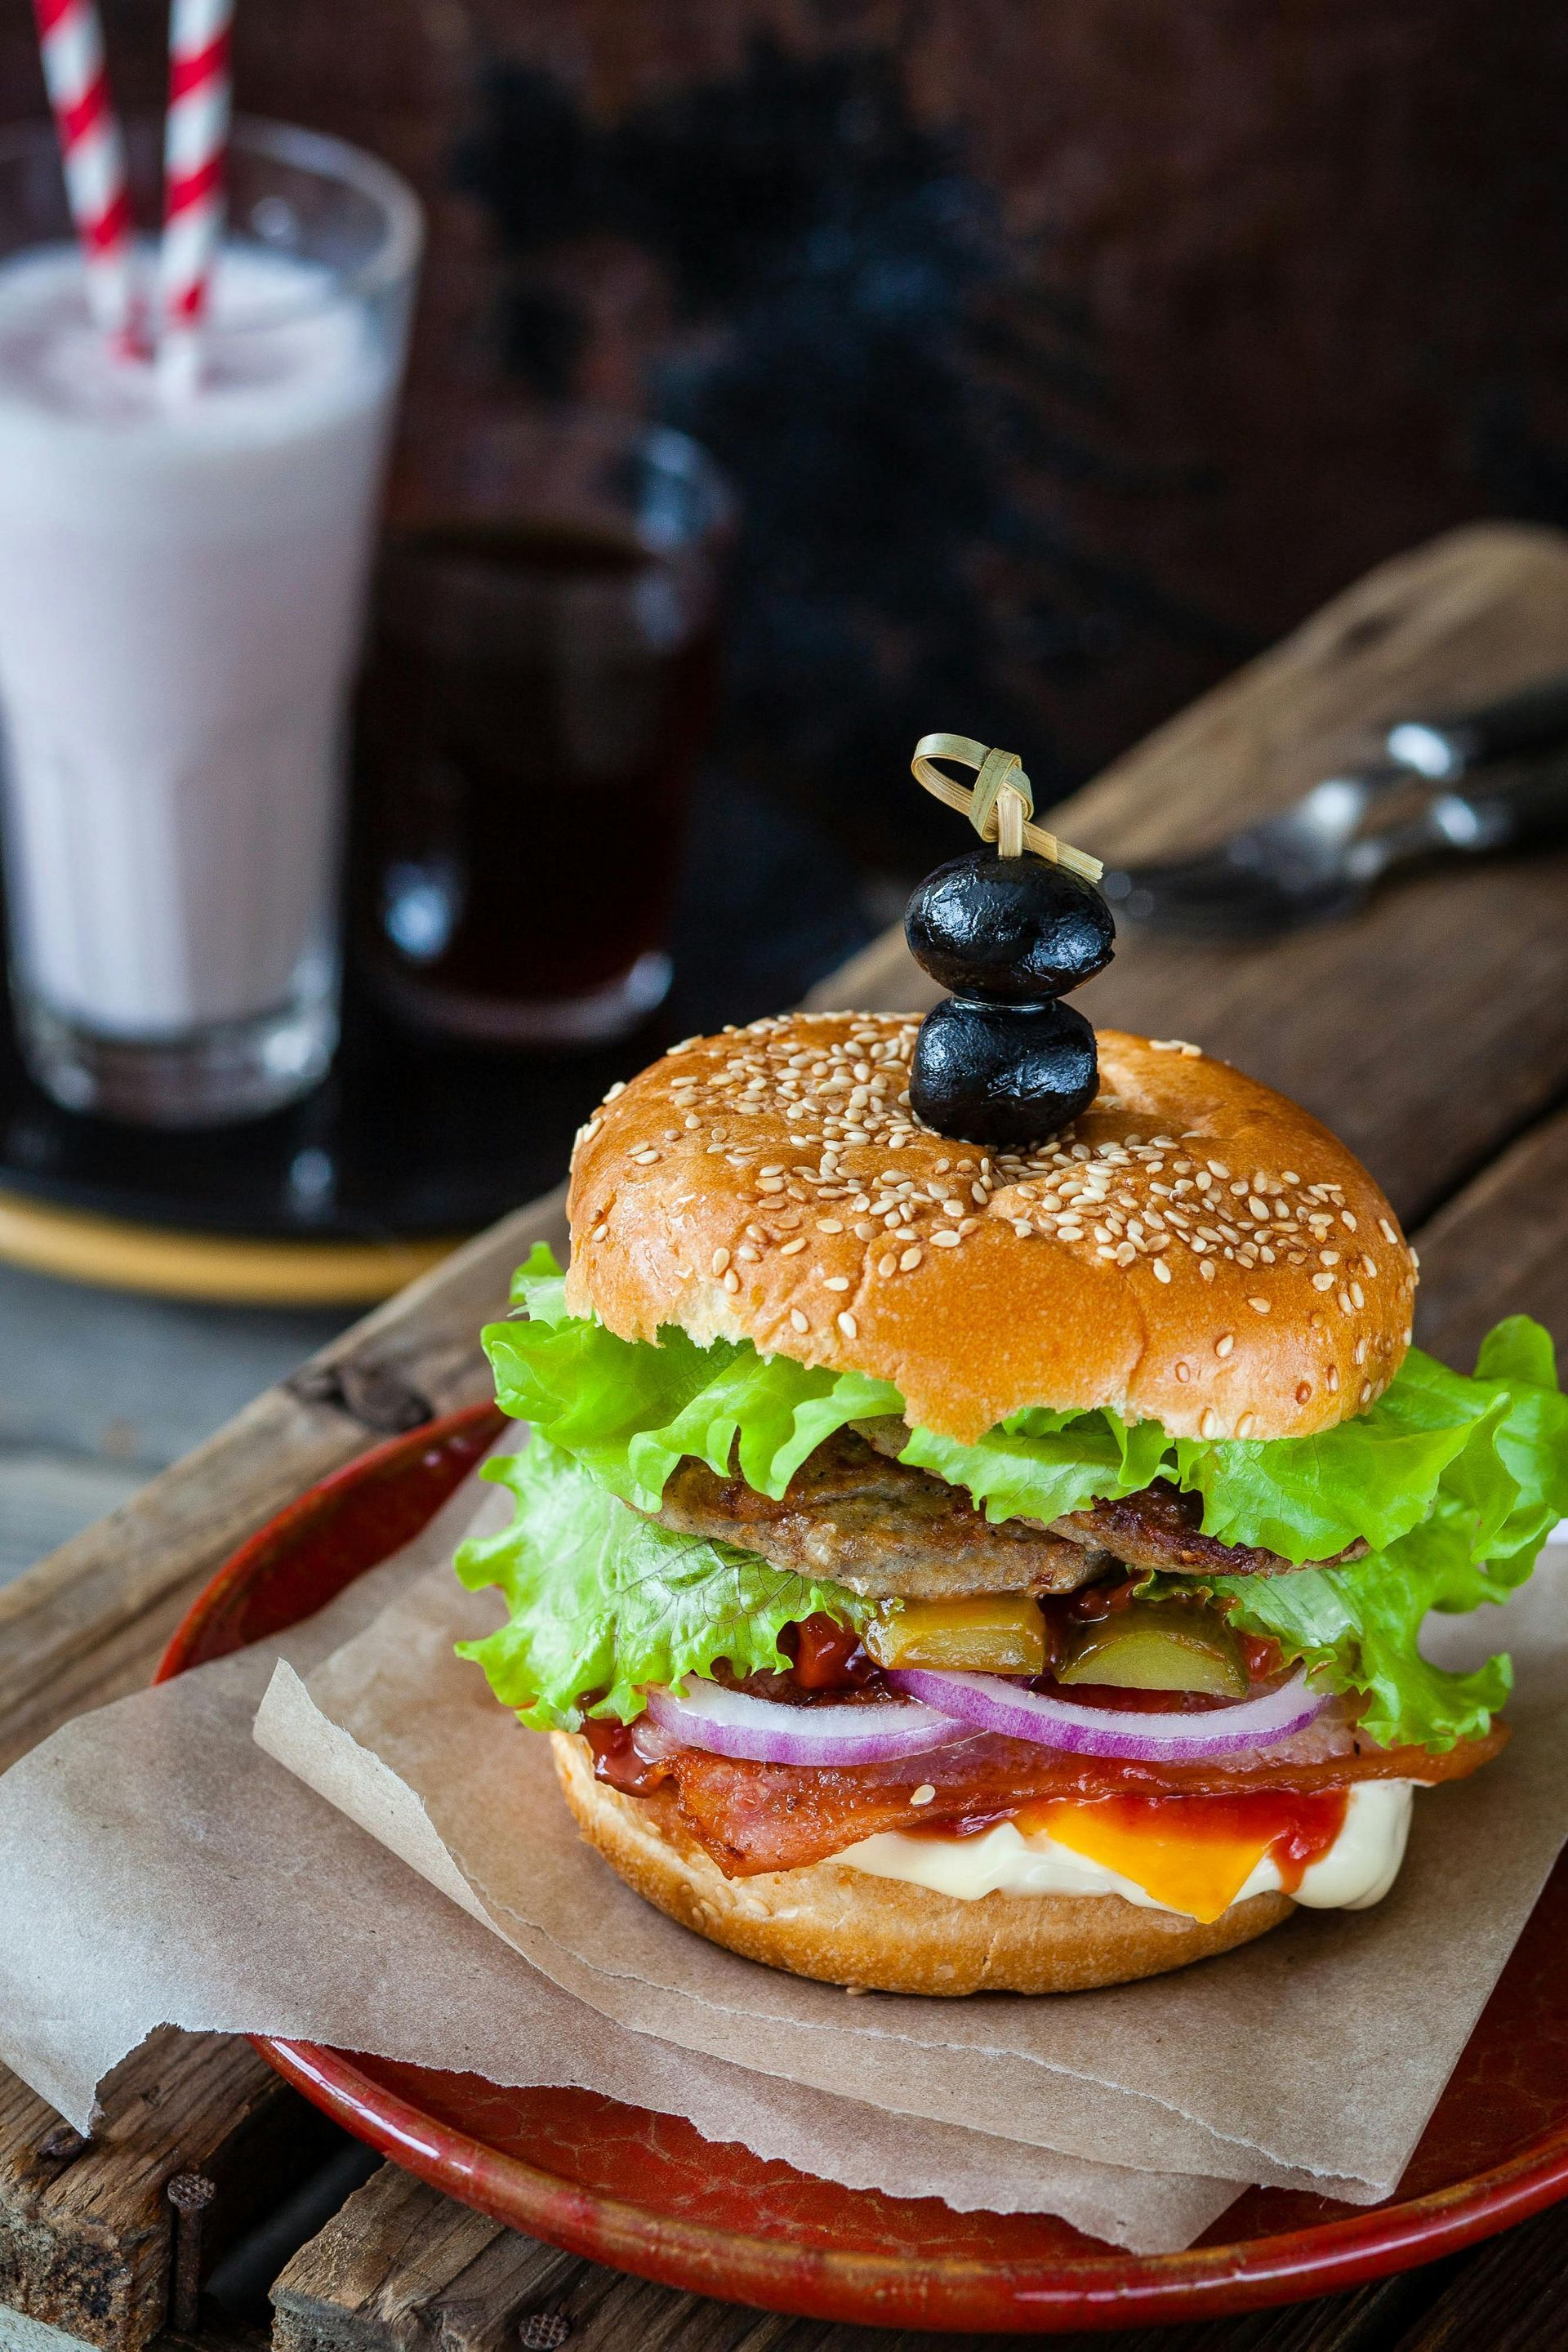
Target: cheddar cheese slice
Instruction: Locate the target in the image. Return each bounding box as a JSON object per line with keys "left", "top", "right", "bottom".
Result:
{"left": 1033, "top": 1803, "right": 1273, "bottom": 1924}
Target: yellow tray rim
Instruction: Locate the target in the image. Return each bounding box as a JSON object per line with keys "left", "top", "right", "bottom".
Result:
{"left": 0, "top": 1187, "right": 463, "bottom": 1307}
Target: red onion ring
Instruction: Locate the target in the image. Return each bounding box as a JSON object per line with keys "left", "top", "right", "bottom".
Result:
{"left": 644, "top": 1677, "right": 974, "bottom": 1768}
{"left": 885, "top": 1667, "right": 1326, "bottom": 1762}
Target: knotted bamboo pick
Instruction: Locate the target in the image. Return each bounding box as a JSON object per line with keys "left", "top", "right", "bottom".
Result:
{"left": 911, "top": 732, "right": 1104, "bottom": 880}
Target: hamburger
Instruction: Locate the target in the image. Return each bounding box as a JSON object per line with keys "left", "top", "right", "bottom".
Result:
{"left": 455, "top": 1013, "right": 1566, "bottom": 1994}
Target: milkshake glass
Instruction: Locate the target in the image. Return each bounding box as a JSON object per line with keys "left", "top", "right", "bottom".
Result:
{"left": 0, "top": 119, "right": 421, "bottom": 1125}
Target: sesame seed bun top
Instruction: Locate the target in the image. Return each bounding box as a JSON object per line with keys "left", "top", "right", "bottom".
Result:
{"left": 564, "top": 1013, "right": 1416, "bottom": 1445}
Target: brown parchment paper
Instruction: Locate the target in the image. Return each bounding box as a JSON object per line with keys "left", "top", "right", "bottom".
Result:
{"left": 0, "top": 1458, "right": 1241, "bottom": 2258}
{"left": 253, "top": 1438, "right": 1568, "bottom": 2209}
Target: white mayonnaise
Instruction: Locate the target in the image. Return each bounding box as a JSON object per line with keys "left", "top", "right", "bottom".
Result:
{"left": 839, "top": 1780, "right": 1414, "bottom": 1919}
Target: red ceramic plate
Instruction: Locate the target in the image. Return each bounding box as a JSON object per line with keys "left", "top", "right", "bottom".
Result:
{"left": 158, "top": 1407, "right": 1568, "bottom": 2334}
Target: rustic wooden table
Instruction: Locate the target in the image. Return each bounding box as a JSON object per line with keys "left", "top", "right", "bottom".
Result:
{"left": 3, "top": 522, "right": 1568, "bottom": 2352}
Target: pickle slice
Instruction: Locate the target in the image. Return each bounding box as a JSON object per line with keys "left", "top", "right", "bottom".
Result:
{"left": 1054, "top": 1602, "right": 1248, "bottom": 1696}
{"left": 864, "top": 1594, "right": 1047, "bottom": 1675}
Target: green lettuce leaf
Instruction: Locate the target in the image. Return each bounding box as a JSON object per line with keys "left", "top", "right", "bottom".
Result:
{"left": 487, "top": 1251, "right": 1568, "bottom": 1580}
{"left": 484, "top": 1245, "right": 900, "bottom": 1512}
{"left": 901, "top": 1410, "right": 1170, "bottom": 1526}
{"left": 1156, "top": 1501, "right": 1516, "bottom": 1753}
{"left": 454, "top": 1435, "right": 870, "bottom": 1731}
{"left": 1149, "top": 1321, "right": 1568, "bottom": 1748}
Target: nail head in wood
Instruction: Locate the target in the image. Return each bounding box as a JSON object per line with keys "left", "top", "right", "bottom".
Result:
{"left": 519, "top": 2314, "right": 571, "bottom": 2350}
{"left": 37, "top": 2120, "right": 88, "bottom": 2162}
{"left": 166, "top": 2170, "right": 216, "bottom": 2334}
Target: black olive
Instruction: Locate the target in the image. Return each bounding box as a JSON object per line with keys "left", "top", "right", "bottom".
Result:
{"left": 905, "top": 849, "right": 1116, "bottom": 1004}
{"left": 910, "top": 996, "right": 1098, "bottom": 1150}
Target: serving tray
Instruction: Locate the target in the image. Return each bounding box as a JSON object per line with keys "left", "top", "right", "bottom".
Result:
{"left": 0, "top": 779, "right": 874, "bottom": 1305}
{"left": 155, "top": 1405, "right": 1568, "bottom": 2334}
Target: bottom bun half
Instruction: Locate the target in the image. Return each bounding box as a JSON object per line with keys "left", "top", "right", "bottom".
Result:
{"left": 550, "top": 1732, "right": 1294, "bottom": 1995}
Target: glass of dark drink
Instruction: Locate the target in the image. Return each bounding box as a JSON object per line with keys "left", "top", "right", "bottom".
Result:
{"left": 355, "top": 408, "right": 730, "bottom": 1045}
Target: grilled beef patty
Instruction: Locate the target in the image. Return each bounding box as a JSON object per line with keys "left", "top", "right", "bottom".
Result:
{"left": 646, "top": 1424, "right": 1366, "bottom": 1600}
{"left": 650, "top": 1428, "right": 1111, "bottom": 1598}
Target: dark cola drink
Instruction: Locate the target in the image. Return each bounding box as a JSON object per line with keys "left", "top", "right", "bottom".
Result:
{"left": 356, "top": 412, "right": 729, "bottom": 1045}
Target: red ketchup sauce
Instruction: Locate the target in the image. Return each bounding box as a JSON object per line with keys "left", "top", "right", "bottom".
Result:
{"left": 778, "top": 1614, "right": 880, "bottom": 1690}
{"left": 1013, "top": 1788, "right": 1349, "bottom": 1893}
{"left": 581, "top": 1717, "right": 665, "bottom": 1796}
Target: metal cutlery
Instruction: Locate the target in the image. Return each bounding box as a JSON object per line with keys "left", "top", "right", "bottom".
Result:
{"left": 1100, "top": 678, "right": 1568, "bottom": 935}
{"left": 1383, "top": 673, "right": 1568, "bottom": 780}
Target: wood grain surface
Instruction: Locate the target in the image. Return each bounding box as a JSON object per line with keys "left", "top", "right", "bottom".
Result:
{"left": 3, "top": 523, "right": 1568, "bottom": 2352}
{"left": 0, "top": 2032, "right": 332, "bottom": 2350}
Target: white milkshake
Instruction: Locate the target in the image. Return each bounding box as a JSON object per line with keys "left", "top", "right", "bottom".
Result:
{"left": 0, "top": 236, "right": 402, "bottom": 1117}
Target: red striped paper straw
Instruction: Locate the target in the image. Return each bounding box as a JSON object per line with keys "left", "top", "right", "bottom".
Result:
{"left": 29, "top": 0, "right": 137, "bottom": 342}
{"left": 159, "top": 0, "right": 232, "bottom": 388}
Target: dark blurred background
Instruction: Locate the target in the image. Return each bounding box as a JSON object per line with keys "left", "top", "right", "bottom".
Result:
{"left": 7, "top": 0, "right": 1564, "bottom": 881}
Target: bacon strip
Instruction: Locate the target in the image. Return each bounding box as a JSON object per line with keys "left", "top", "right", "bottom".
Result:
{"left": 588, "top": 1722, "right": 1508, "bottom": 1878}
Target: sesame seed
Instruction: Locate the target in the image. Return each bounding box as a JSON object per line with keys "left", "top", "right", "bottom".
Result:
{"left": 1152, "top": 1258, "right": 1172, "bottom": 1283}
{"left": 1200, "top": 1408, "right": 1220, "bottom": 1437}
{"left": 1236, "top": 1411, "right": 1257, "bottom": 1438}
{"left": 1199, "top": 1260, "right": 1216, "bottom": 1281}
{"left": 590, "top": 1223, "right": 608, "bottom": 1242}
{"left": 932, "top": 1230, "right": 962, "bottom": 1248}
{"left": 1215, "top": 1333, "right": 1235, "bottom": 1356}
{"left": 1175, "top": 1361, "right": 1192, "bottom": 1382}
{"left": 1295, "top": 1380, "right": 1312, "bottom": 1403}
{"left": 779, "top": 1237, "right": 807, "bottom": 1256}
{"left": 1379, "top": 1218, "right": 1400, "bottom": 1245}
{"left": 878, "top": 1253, "right": 898, "bottom": 1277}
{"left": 911, "top": 1784, "right": 937, "bottom": 1806}
{"left": 1248, "top": 1297, "right": 1271, "bottom": 1313}
{"left": 710, "top": 1247, "right": 730, "bottom": 1275}
{"left": 790, "top": 1308, "right": 809, "bottom": 1334}
{"left": 901, "top": 1245, "right": 923, "bottom": 1270}
{"left": 817, "top": 1219, "right": 844, "bottom": 1234}
{"left": 1312, "top": 1272, "right": 1335, "bottom": 1290}
{"left": 1351, "top": 1281, "right": 1365, "bottom": 1307}
{"left": 603, "top": 1080, "right": 626, "bottom": 1101}
{"left": 723, "top": 1269, "right": 740, "bottom": 1294}
{"left": 824, "top": 1276, "right": 851, "bottom": 1292}
{"left": 1326, "top": 1365, "right": 1340, "bottom": 1392}
{"left": 838, "top": 1311, "right": 858, "bottom": 1339}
